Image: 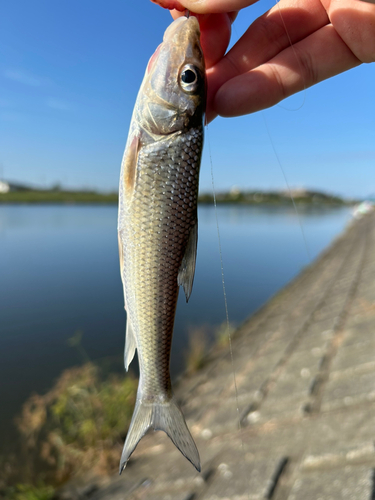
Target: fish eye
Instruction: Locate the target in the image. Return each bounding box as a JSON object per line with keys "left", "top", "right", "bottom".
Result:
{"left": 179, "top": 64, "right": 201, "bottom": 94}
{"left": 181, "top": 69, "right": 196, "bottom": 84}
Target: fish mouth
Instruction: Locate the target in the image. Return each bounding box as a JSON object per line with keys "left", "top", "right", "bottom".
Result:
{"left": 163, "top": 16, "right": 200, "bottom": 43}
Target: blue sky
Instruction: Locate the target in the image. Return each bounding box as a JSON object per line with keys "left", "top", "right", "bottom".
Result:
{"left": 1, "top": 0, "right": 374, "bottom": 198}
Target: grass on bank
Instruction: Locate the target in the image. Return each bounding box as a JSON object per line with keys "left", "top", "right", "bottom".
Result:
{"left": 185, "top": 326, "right": 208, "bottom": 375}
{"left": 0, "top": 188, "right": 352, "bottom": 205}
{"left": 198, "top": 190, "right": 350, "bottom": 205}
{"left": 0, "top": 190, "right": 118, "bottom": 204}
{"left": 13, "top": 363, "right": 137, "bottom": 486}
{"left": 2, "top": 483, "right": 55, "bottom": 500}
{"left": 185, "top": 322, "right": 237, "bottom": 375}
{"left": 1, "top": 321, "right": 236, "bottom": 494}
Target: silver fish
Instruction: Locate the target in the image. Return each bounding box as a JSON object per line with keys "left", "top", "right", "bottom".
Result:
{"left": 117, "top": 16, "right": 205, "bottom": 473}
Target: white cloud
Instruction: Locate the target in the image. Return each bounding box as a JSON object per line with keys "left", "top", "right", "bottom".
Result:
{"left": 311, "top": 150, "right": 375, "bottom": 162}
{"left": 3, "top": 69, "right": 46, "bottom": 86}
{"left": 46, "top": 98, "right": 71, "bottom": 111}
{"left": 0, "top": 98, "right": 11, "bottom": 108}
{"left": 0, "top": 111, "right": 24, "bottom": 122}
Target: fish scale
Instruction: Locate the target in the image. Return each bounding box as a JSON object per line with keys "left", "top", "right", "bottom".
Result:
{"left": 125, "top": 128, "right": 203, "bottom": 396}
{"left": 118, "top": 15, "right": 205, "bottom": 473}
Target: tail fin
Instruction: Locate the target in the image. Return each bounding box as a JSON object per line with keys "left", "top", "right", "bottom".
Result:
{"left": 119, "top": 397, "right": 200, "bottom": 473}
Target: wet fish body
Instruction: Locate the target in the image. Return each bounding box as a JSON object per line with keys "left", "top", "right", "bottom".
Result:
{"left": 117, "top": 17, "right": 205, "bottom": 473}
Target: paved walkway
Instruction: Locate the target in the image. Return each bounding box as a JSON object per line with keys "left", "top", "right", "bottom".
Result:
{"left": 63, "top": 211, "right": 375, "bottom": 500}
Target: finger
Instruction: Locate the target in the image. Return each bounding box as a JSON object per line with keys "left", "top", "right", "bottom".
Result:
{"left": 171, "top": 9, "right": 189, "bottom": 18}
{"left": 216, "top": 0, "right": 329, "bottom": 83}
{"left": 170, "top": 8, "right": 237, "bottom": 20}
{"left": 198, "top": 14, "right": 232, "bottom": 67}
{"left": 322, "top": 0, "right": 375, "bottom": 63}
{"left": 170, "top": 12, "right": 234, "bottom": 68}
{"left": 213, "top": 24, "right": 361, "bottom": 116}
{"left": 158, "top": 0, "right": 258, "bottom": 14}
{"left": 204, "top": 0, "right": 328, "bottom": 120}
{"left": 152, "top": 0, "right": 186, "bottom": 12}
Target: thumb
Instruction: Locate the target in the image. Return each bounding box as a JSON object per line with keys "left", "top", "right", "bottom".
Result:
{"left": 152, "top": 0, "right": 258, "bottom": 14}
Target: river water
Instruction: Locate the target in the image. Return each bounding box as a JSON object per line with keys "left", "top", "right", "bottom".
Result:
{"left": 0, "top": 203, "right": 352, "bottom": 446}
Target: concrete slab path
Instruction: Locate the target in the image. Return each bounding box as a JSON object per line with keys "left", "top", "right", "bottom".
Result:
{"left": 62, "top": 211, "right": 375, "bottom": 500}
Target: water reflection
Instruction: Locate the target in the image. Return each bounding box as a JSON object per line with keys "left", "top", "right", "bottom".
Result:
{"left": 0, "top": 204, "right": 351, "bottom": 446}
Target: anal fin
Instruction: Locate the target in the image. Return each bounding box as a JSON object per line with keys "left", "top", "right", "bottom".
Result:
{"left": 124, "top": 319, "right": 136, "bottom": 371}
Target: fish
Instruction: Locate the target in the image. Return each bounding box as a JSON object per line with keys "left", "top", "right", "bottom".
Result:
{"left": 117, "top": 15, "right": 206, "bottom": 474}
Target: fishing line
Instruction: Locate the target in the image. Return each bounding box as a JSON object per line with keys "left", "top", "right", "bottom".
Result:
{"left": 207, "top": 127, "right": 252, "bottom": 500}
{"left": 231, "top": 5, "right": 309, "bottom": 262}
{"left": 206, "top": 125, "right": 245, "bottom": 441}
{"left": 274, "top": 0, "right": 307, "bottom": 111}
{"left": 261, "top": 0, "right": 312, "bottom": 262}
{"left": 203, "top": 2, "right": 310, "bottom": 486}
{"left": 262, "top": 112, "right": 312, "bottom": 262}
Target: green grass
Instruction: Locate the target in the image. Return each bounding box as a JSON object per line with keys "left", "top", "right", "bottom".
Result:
{"left": 2, "top": 483, "right": 55, "bottom": 500}
{"left": 198, "top": 191, "right": 350, "bottom": 205}
{"left": 184, "top": 321, "right": 238, "bottom": 375}
{"left": 0, "top": 189, "right": 352, "bottom": 205}
{"left": 15, "top": 363, "right": 137, "bottom": 484}
{"left": 185, "top": 326, "right": 208, "bottom": 375}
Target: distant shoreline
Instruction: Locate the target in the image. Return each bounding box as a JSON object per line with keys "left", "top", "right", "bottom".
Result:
{"left": 0, "top": 190, "right": 119, "bottom": 204}
{"left": 0, "top": 189, "right": 354, "bottom": 206}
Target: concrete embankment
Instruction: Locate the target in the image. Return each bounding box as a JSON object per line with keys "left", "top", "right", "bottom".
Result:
{"left": 62, "top": 211, "right": 375, "bottom": 500}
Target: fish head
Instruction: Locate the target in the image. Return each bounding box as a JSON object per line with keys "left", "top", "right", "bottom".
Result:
{"left": 137, "top": 16, "right": 206, "bottom": 139}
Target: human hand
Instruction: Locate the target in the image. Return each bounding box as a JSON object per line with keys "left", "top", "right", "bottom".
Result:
{"left": 164, "top": 0, "right": 375, "bottom": 122}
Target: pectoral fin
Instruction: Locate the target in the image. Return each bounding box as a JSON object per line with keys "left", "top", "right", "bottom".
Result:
{"left": 122, "top": 133, "right": 140, "bottom": 197}
{"left": 178, "top": 222, "right": 198, "bottom": 302}
{"left": 118, "top": 232, "right": 124, "bottom": 281}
